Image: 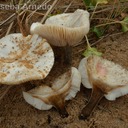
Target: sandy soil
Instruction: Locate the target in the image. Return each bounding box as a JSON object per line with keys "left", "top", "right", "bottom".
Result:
{"left": 0, "top": 32, "right": 128, "bottom": 128}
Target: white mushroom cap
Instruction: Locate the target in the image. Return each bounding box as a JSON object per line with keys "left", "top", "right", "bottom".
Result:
{"left": 0, "top": 34, "right": 54, "bottom": 85}
{"left": 78, "top": 57, "right": 92, "bottom": 89}
{"left": 23, "top": 67, "right": 81, "bottom": 110}
{"left": 78, "top": 55, "right": 128, "bottom": 100}
{"left": 30, "top": 9, "right": 90, "bottom": 47}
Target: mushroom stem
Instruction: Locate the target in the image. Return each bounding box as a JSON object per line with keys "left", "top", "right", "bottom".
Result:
{"left": 58, "top": 106, "right": 69, "bottom": 118}
{"left": 79, "top": 85, "right": 104, "bottom": 120}
{"left": 53, "top": 98, "right": 69, "bottom": 118}
{"left": 64, "top": 45, "right": 72, "bottom": 66}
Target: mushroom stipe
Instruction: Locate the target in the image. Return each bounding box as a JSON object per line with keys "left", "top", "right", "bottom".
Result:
{"left": 64, "top": 45, "right": 72, "bottom": 65}
{"left": 79, "top": 85, "right": 104, "bottom": 120}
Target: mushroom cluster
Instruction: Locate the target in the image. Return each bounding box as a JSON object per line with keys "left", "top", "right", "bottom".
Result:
{"left": 0, "top": 34, "right": 54, "bottom": 85}
{"left": 78, "top": 55, "right": 128, "bottom": 119}
{"left": 1, "top": 8, "right": 127, "bottom": 120}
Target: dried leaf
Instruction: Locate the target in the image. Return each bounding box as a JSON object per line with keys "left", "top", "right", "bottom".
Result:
{"left": 83, "top": 47, "right": 102, "bottom": 57}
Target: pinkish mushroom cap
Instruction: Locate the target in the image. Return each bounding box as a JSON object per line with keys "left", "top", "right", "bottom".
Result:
{"left": 79, "top": 55, "right": 128, "bottom": 100}
{"left": 78, "top": 55, "right": 128, "bottom": 119}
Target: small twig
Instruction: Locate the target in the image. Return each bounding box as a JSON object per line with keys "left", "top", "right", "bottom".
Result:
{"left": 27, "top": 10, "right": 45, "bottom": 16}
{"left": 25, "top": 0, "right": 52, "bottom": 34}
{"left": 91, "top": 8, "right": 113, "bottom": 14}
{"left": 98, "top": 105, "right": 112, "bottom": 114}
{"left": 26, "top": 0, "right": 51, "bottom": 20}
{"left": 74, "top": 47, "right": 85, "bottom": 55}
{"left": 90, "top": 3, "right": 99, "bottom": 20}
{"left": 74, "top": 31, "right": 124, "bottom": 55}
{"left": 25, "top": 15, "right": 31, "bottom": 35}
{"left": 17, "top": 12, "right": 28, "bottom": 36}
{"left": 95, "top": 21, "right": 120, "bottom": 27}
{"left": 17, "top": 0, "right": 31, "bottom": 13}
{"left": 91, "top": 18, "right": 118, "bottom": 22}
{"left": 91, "top": 35, "right": 108, "bottom": 47}
{"left": 40, "top": 0, "right": 60, "bottom": 24}
{"left": 108, "top": 0, "right": 117, "bottom": 21}
{"left": 90, "top": 31, "right": 124, "bottom": 46}
{"left": 85, "top": 35, "right": 91, "bottom": 48}
{"left": 57, "top": 3, "right": 84, "bottom": 9}
{"left": 73, "top": 40, "right": 85, "bottom": 47}
{"left": 64, "top": 0, "right": 75, "bottom": 13}
{"left": 0, "top": 0, "right": 31, "bottom": 28}
{"left": 5, "top": 22, "right": 14, "bottom": 36}
{"left": 109, "top": 31, "right": 124, "bottom": 37}
{"left": 22, "top": 11, "right": 28, "bottom": 22}
{"left": 90, "top": 4, "right": 128, "bottom": 15}
{"left": 0, "top": 13, "right": 16, "bottom": 27}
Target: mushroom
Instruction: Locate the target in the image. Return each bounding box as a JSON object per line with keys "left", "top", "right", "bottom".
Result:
{"left": 0, "top": 33, "right": 54, "bottom": 85}
{"left": 78, "top": 55, "right": 128, "bottom": 119}
{"left": 30, "top": 9, "right": 90, "bottom": 65}
{"left": 23, "top": 67, "right": 81, "bottom": 117}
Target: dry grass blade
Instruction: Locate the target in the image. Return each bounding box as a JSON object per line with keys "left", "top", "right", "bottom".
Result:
{"left": 40, "top": 0, "right": 60, "bottom": 23}
{"left": 0, "top": 13, "right": 16, "bottom": 28}
{"left": 18, "top": 0, "right": 31, "bottom": 12}
{"left": 26, "top": 0, "right": 51, "bottom": 21}
{"left": 0, "top": 86, "right": 12, "bottom": 102}
{"left": 17, "top": 12, "right": 29, "bottom": 36}
{"left": 64, "top": 0, "right": 75, "bottom": 13}
{"left": 5, "top": 22, "right": 14, "bottom": 36}
{"left": 25, "top": 0, "right": 53, "bottom": 34}
{"left": 0, "top": 0, "right": 31, "bottom": 28}
{"left": 27, "top": 10, "right": 45, "bottom": 16}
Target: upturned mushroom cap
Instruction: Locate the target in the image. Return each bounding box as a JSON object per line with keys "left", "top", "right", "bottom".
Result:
{"left": 23, "top": 67, "right": 81, "bottom": 112}
{"left": 78, "top": 55, "right": 128, "bottom": 119}
{"left": 78, "top": 55, "right": 128, "bottom": 100}
{"left": 0, "top": 34, "right": 54, "bottom": 85}
{"left": 30, "top": 9, "right": 90, "bottom": 46}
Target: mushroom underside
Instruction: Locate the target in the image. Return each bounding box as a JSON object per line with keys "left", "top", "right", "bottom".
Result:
{"left": 23, "top": 67, "right": 81, "bottom": 117}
